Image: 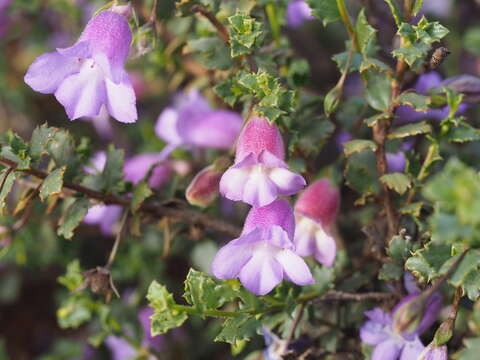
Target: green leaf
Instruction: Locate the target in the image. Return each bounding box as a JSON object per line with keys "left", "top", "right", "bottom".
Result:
{"left": 228, "top": 12, "right": 263, "bottom": 57}
{"left": 412, "top": 0, "right": 423, "bottom": 16}
{"left": 380, "top": 173, "right": 411, "bottom": 195}
{"left": 186, "top": 37, "right": 233, "bottom": 70}
{"left": 379, "top": 263, "right": 403, "bottom": 281}
{"left": 57, "top": 198, "right": 90, "bottom": 240}
{"left": 58, "top": 260, "right": 84, "bottom": 292}
{"left": 392, "top": 42, "right": 430, "bottom": 67}
{"left": 345, "top": 151, "right": 380, "bottom": 197}
{"left": 103, "top": 145, "right": 125, "bottom": 193}
{"left": 147, "top": 281, "right": 188, "bottom": 335}
{"left": 30, "top": 124, "right": 58, "bottom": 160}
{"left": 183, "top": 269, "right": 238, "bottom": 317}
{"left": 387, "top": 235, "right": 418, "bottom": 262}
{"left": 214, "top": 315, "right": 261, "bottom": 344}
{"left": 463, "top": 270, "right": 480, "bottom": 301}
{"left": 457, "top": 337, "right": 480, "bottom": 360}
{"left": 364, "top": 71, "right": 392, "bottom": 112}
{"left": 332, "top": 51, "right": 363, "bottom": 74}
{"left": 365, "top": 113, "right": 390, "bottom": 127}
{"left": 46, "top": 129, "right": 76, "bottom": 168}
{"left": 388, "top": 121, "right": 432, "bottom": 139}
{"left": 383, "top": 0, "right": 402, "bottom": 26}
{"left": 356, "top": 9, "right": 378, "bottom": 56}
{"left": 400, "top": 202, "right": 423, "bottom": 217}
{"left": 324, "top": 85, "right": 342, "bottom": 116}
{"left": 398, "top": 92, "right": 430, "bottom": 112}
{"left": 449, "top": 250, "right": 480, "bottom": 289}
{"left": 0, "top": 168, "right": 16, "bottom": 210}
{"left": 213, "top": 78, "right": 242, "bottom": 107}
{"left": 131, "top": 181, "right": 153, "bottom": 213}
{"left": 305, "top": 0, "right": 340, "bottom": 26}
{"left": 445, "top": 124, "right": 480, "bottom": 143}
{"left": 57, "top": 296, "right": 92, "bottom": 329}
{"left": 39, "top": 167, "right": 65, "bottom": 201}
{"left": 343, "top": 139, "right": 377, "bottom": 156}
{"left": 405, "top": 243, "right": 452, "bottom": 282}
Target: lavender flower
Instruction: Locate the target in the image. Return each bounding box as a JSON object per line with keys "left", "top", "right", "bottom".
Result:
{"left": 360, "top": 292, "right": 442, "bottom": 360}
{"left": 155, "top": 90, "right": 242, "bottom": 156}
{"left": 123, "top": 153, "right": 171, "bottom": 189}
{"left": 220, "top": 117, "right": 306, "bottom": 207}
{"left": 212, "top": 199, "right": 314, "bottom": 295}
{"left": 419, "top": 344, "right": 448, "bottom": 360}
{"left": 386, "top": 152, "right": 406, "bottom": 173}
{"left": 105, "top": 336, "right": 138, "bottom": 360}
{"left": 138, "top": 307, "right": 164, "bottom": 352}
{"left": 293, "top": 179, "right": 339, "bottom": 267}
{"left": 24, "top": 11, "right": 137, "bottom": 123}
{"left": 286, "top": 0, "right": 314, "bottom": 28}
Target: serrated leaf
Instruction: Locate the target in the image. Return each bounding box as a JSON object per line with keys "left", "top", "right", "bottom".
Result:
{"left": 228, "top": 12, "right": 263, "bottom": 57}
{"left": 365, "top": 71, "right": 392, "bottom": 112}
{"left": 356, "top": 9, "right": 378, "bottom": 56}
{"left": 57, "top": 296, "right": 93, "bottom": 329}
{"left": 39, "top": 167, "right": 65, "bottom": 201}
{"left": 388, "top": 121, "right": 432, "bottom": 139}
{"left": 46, "top": 129, "right": 76, "bottom": 168}
{"left": 305, "top": 0, "right": 340, "bottom": 26}
{"left": 398, "top": 92, "right": 430, "bottom": 111}
{"left": 57, "top": 198, "right": 90, "bottom": 240}
{"left": 131, "top": 181, "right": 153, "bottom": 213}
{"left": 214, "top": 315, "right": 260, "bottom": 344}
{"left": 186, "top": 37, "right": 233, "bottom": 70}
{"left": 380, "top": 173, "right": 411, "bottom": 194}
{"left": 103, "top": 145, "right": 125, "bottom": 193}
{"left": 365, "top": 113, "right": 390, "bottom": 127}
{"left": 400, "top": 202, "right": 423, "bottom": 217}
{"left": 0, "top": 168, "right": 16, "bottom": 210}
{"left": 147, "top": 281, "right": 188, "bottom": 335}
{"left": 387, "top": 235, "right": 418, "bottom": 262}
{"left": 383, "top": 0, "right": 402, "bottom": 26}
{"left": 379, "top": 263, "right": 403, "bottom": 281}
{"left": 445, "top": 124, "right": 480, "bottom": 143}
{"left": 30, "top": 124, "right": 58, "bottom": 160}
{"left": 183, "top": 269, "right": 238, "bottom": 317}
{"left": 405, "top": 243, "right": 452, "bottom": 282}
{"left": 332, "top": 51, "right": 363, "bottom": 74}
{"left": 412, "top": 0, "right": 423, "bottom": 16}
{"left": 345, "top": 151, "right": 380, "bottom": 196}
{"left": 343, "top": 139, "right": 377, "bottom": 156}
{"left": 58, "top": 260, "right": 84, "bottom": 292}
{"left": 449, "top": 250, "right": 480, "bottom": 288}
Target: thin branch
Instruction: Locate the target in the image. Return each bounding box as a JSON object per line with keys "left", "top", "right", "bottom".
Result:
{"left": 0, "top": 156, "right": 241, "bottom": 238}
{"left": 105, "top": 209, "right": 129, "bottom": 269}
{"left": 283, "top": 302, "right": 306, "bottom": 354}
{"left": 312, "top": 290, "right": 396, "bottom": 303}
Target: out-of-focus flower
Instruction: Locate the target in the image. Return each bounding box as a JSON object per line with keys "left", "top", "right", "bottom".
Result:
{"left": 212, "top": 199, "right": 314, "bottom": 295}
{"left": 293, "top": 179, "right": 339, "bottom": 267}
{"left": 123, "top": 153, "right": 171, "bottom": 189}
{"left": 262, "top": 327, "right": 287, "bottom": 360}
{"left": 395, "top": 72, "right": 468, "bottom": 124}
{"left": 286, "top": 0, "right": 314, "bottom": 28}
{"left": 138, "top": 307, "right": 164, "bottom": 352}
{"left": 335, "top": 130, "right": 352, "bottom": 152}
{"left": 418, "top": 344, "right": 448, "bottom": 360}
{"left": 0, "top": 226, "right": 11, "bottom": 247}
{"left": 186, "top": 159, "right": 229, "bottom": 208}
{"left": 155, "top": 89, "right": 242, "bottom": 154}
{"left": 386, "top": 152, "right": 406, "bottom": 173}
{"left": 361, "top": 291, "right": 442, "bottom": 360}
{"left": 81, "top": 107, "right": 114, "bottom": 140}
{"left": 111, "top": 2, "right": 132, "bottom": 18}
{"left": 422, "top": 0, "right": 452, "bottom": 18}
{"left": 83, "top": 204, "right": 123, "bottom": 236}
{"left": 105, "top": 336, "right": 138, "bottom": 360}
{"left": 24, "top": 11, "right": 137, "bottom": 123}
{"left": 0, "top": 0, "right": 11, "bottom": 36}
{"left": 220, "top": 117, "right": 306, "bottom": 207}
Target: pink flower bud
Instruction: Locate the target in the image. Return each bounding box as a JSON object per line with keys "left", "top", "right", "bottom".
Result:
{"left": 186, "top": 163, "right": 225, "bottom": 208}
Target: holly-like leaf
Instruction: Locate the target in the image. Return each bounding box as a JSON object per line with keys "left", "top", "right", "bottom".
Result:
{"left": 57, "top": 198, "right": 90, "bottom": 240}
{"left": 343, "top": 139, "right": 377, "bottom": 156}
{"left": 39, "top": 167, "right": 65, "bottom": 201}
{"left": 0, "top": 168, "right": 16, "bottom": 211}
{"left": 131, "top": 181, "right": 153, "bottom": 213}
{"left": 228, "top": 12, "right": 263, "bottom": 58}
{"left": 405, "top": 243, "right": 452, "bottom": 282}
{"left": 305, "top": 0, "right": 340, "bottom": 26}
{"left": 398, "top": 92, "right": 430, "bottom": 112}
{"left": 356, "top": 9, "right": 378, "bottom": 56}
{"left": 389, "top": 121, "right": 432, "bottom": 139}
{"left": 186, "top": 37, "right": 233, "bottom": 70}
{"left": 364, "top": 71, "right": 392, "bottom": 112}
{"left": 30, "top": 124, "right": 58, "bottom": 160}
{"left": 445, "top": 124, "right": 480, "bottom": 143}
{"left": 214, "top": 315, "right": 261, "bottom": 345}
{"left": 147, "top": 281, "right": 188, "bottom": 336}
{"left": 380, "top": 173, "right": 411, "bottom": 194}
{"left": 383, "top": 0, "right": 402, "bottom": 26}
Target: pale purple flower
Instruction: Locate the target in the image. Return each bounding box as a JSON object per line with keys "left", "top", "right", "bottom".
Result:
{"left": 386, "top": 152, "right": 406, "bottom": 173}
{"left": 220, "top": 117, "right": 306, "bottom": 207}
{"left": 81, "top": 107, "right": 114, "bottom": 140}
{"left": 155, "top": 90, "right": 242, "bottom": 155}
{"left": 419, "top": 344, "right": 448, "bottom": 360}
{"left": 335, "top": 130, "right": 352, "bottom": 152}
{"left": 123, "top": 153, "right": 171, "bottom": 189}
{"left": 83, "top": 204, "right": 123, "bottom": 236}
{"left": 395, "top": 72, "right": 468, "bottom": 124}
{"left": 138, "top": 307, "right": 164, "bottom": 352}
{"left": 24, "top": 11, "right": 137, "bottom": 123}
{"left": 212, "top": 199, "right": 314, "bottom": 295}
{"left": 286, "top": 0, "right": 314, "bottom": 28}
{"left": 422, "top": 0, "right": 451, "bottom": 18}
{"left": 105, "top": 336, "right": 138, "bottom": 360}
{"left": 360, "top": 292, "right": 442, "bottom": 360}
{"left": 293, "top": 179, "right": 339, "bottom": 267}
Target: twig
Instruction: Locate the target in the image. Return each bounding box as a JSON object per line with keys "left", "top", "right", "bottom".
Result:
{"left": 282, "top": 302, "right": 306, "bottom": 354}
{"left": 105, "top": 209, "right": 129, "bottom": 269}
{"left": 0, "top": 167, "right": 14, "bottom": 194}
{"left": 0, "top": 156, "right": 241, "bottom": 238}
{"left": 336, "top": 0, "right": 360, "bottom": 52}
{"left": 312, "top": 290, "right": 396, "bottom": 303}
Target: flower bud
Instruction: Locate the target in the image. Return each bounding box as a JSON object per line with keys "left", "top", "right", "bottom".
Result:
{"left": 393, "top": 295, "right": 428, "bottom": 335}
{"left": 324, "top": 84, "right": 342, "bottom": 116}
{"left": 111, "top": 2, "right": 133, "bottom": 19}
{"left": 186, "top": 158, "right": 230, "bottom": 208}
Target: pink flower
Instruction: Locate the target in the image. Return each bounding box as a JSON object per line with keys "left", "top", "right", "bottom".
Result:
{"left": 220, "top": 117, "right": 306, "bottom": 207}
{"left": 212, "top": 199, "right": 314, "bottom": 295}
{"left": 293, "top": 179, "right": 339, "bottom": 267}
{"left": 185, "top": 164, "right": 223, "bottom": 208}
{"left": 24, "top": 11, "right": 137, "bottom": 123}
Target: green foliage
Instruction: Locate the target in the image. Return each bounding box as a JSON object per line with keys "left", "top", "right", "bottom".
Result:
{"left": 131, "top": 181, "right": 153, "bottom": 213}
{"left": 57, "top": 198, "right": 90, "bottom": 240}
{"left": 39, "top": 167, "right": 65, "bottom": 201}
{"left": 228, "top": 12, "right": 263, "bottom": 57}
{"left": 364, "top": 71, "right": 392, "bottom": 112}
{"left": 389, "top": 121, "right": 432, "bottom": 139}
{"left": 187, "top": 37, "right": 233, "bottom": 69}
{"left": 379, "top": 173, "right": 411, "bottom": 194}
{"left": 457, "top": 337, "right": 480, "bottom": 360}
{"left": 0, "top": 169, "right": 16, "bottom": 211}
{"left": 343, "top": 139, "right": 377, "bottom": 156}
{"left": 305, "top": 0, "right": 340, "bottom": 26}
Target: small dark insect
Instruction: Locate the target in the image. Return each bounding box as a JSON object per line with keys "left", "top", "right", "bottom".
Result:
{"left": 430, "top": 47, "right": 451, "bottom": 69}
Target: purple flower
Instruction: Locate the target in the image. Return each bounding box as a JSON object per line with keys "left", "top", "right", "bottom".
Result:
{"left": 0, "top": 0, "right": 11, "bottom": 36}
{"left": 422, "top": 0, "right": 451, "bottom": 18}
{"left": 83, "top": 204, "right": 123, "bottom": 236}
{"left": 395, "top": 72, "right": 467, "bottom": 124}
{"left": 286, "top": 0, "right": 314, "bottom": 28}
{"left": 335, "top": 130, "right": 352, "bottom": 152}
{"left": 138, "top": 307, "right": 164, "bottom": 352}
{"left": 360, "top": 308, "right": 425, "bottom": 360}
{"left": 220, "top": 117, "right": 306, "bottom": 207}
{"left": 155, "top": 90, "right": 242, "bottom": 152}
{"left": 80, "top": 107, "right": 114, "bottom": 140}
{"left": 419, "top": 344, "right": 448, "bottom": 360}
{"left": 123, "top": 153, "right": 171, "bottom": 189}
{"left": 24, "top": 11, "right": 137, "bottom": 123}
{"left": 293, "top": 179, "right": 340, "bottom": 267}
{"left": 212, "top": 199, "right": 314, "bottom": 295}
{"left": 105, "top": 336, "right": 138, "bottom": 360}
{"left": 386, "top": 152, "right": 406, "bottom": 173}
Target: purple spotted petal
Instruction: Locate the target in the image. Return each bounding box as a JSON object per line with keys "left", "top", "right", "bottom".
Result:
{"left": 372, "top": 339, "right": 403, "bottom": 360}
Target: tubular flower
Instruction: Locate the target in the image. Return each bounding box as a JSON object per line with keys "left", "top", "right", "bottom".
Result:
{"left": 220, "top": 117, "right": 306, "bottom": 208}
{"left": 24, "top": 11, "right": 137, "bottom": 123}
{"left": 212, "top": 199, "right": 314, "bottom": 295}
{"left": 418, "top": 344, "right": 448, "bottom": 360}
{"left": 155, "top": 89, "right": 242, "bottom": 150}
{"left": 286, "top": 0, "right": 314, "bottom": 28}
{"left": 293, "top": 179, "right": 339, "bottom": 267}
{"left": 123, "top": 153, "right": 171, "bottom": 189}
